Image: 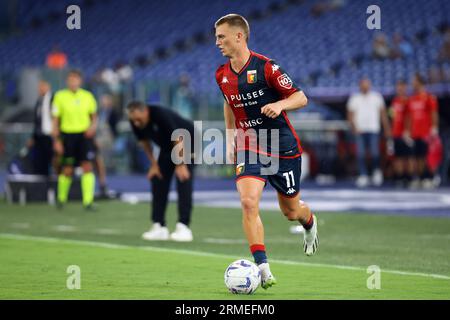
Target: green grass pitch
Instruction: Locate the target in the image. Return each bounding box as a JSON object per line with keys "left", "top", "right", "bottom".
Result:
{"left": 0, "top": 200, "right": 449, "bottom": 299}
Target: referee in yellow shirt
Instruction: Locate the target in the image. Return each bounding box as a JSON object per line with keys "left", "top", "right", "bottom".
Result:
{"left": 52, "top": 70, "right": 98, "bottom": 210}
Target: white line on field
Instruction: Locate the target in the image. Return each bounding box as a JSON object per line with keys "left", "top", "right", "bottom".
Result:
{"left": 52, "top": 225, "right": 77, "bottom": 232}
{"left": 9, "top": 223, "right": 30, "bottom": 229}
{"left": 0, "top": 233, "right": 449, "bottom": 280}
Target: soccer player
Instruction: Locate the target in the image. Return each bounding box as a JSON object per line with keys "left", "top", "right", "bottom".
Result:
{"left": 127, "top": 101, "right": 195, "bottom": 242}
{"left": 389, "top": 80, "right": 412, "bottom": 187}
{"left": 405, "top": 74, "right": 439, "bottom": 189}
{"left": 52, "top": 70, "right": 98, "bottom": 210}
{"left": 214, "top": 14, "right": 318, "bottom": 289}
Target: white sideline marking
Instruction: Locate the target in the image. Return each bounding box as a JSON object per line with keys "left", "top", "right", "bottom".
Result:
{"left": 52, "top": 225, "right": 77, "bottom": 232}
{"left": 10, "top": 223, "right": 30, "bottom": 229}
{"left": 203, "top": 238, "right": 248, "bottom": 244}
{"left": 95, "top": 228, "right": 122, "bottom": 235}
{"left": 0, "top": 233, "right": 449, "bottom": 280}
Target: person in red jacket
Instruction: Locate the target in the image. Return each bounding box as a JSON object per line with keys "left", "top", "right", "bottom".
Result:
{"left": 389, "top": 80, "right": 413, "bottom": 187}
{"left": 405, "top": 74, "right": 439, "bottom": 189}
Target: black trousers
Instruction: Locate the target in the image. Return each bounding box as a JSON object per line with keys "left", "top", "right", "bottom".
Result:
{"left": 151, "top": 153, "right": 194, "bottom": 226}
{"left": 32, "top": 135, "right": 53, "bottom": 175}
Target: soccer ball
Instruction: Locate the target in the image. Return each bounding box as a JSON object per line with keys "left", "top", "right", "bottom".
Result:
{"left": 224, "top": 259, "right": 261, "bottom": 294}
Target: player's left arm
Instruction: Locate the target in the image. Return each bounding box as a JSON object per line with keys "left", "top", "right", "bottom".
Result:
{"left": 85, "top": 113, "right": 98, "bottom": 138}
{"left": 85, "top": 93, "right": 98, "bottom": 138}
{"left": 430, "top": 95, "right": 439, "bottom": 135}
{"left": 261, "top": 60, "right": 307, "bottom": 119}
{"left": 261, "top": 90, "right": 308, "bottom": 119}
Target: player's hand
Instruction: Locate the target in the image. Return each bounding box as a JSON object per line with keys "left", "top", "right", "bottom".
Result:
{"left": 402, "top": 131, "right": 414, "bottom": 147}
{"left": 386, "top": 138, "right": 394, "bottom": 156}
{"left": 175, "top": 164, "right": 190, "bottom": 182}
{"left": 147, "top": 164, "right": 163, "bottom": 180}
{"left": 261, "top": 102, "right": 283, "bottom": 119}
{"left": 431, "top": 126, "right": 439, "bottom": 136}
{"left": 84, "top": 127, "right": 96, "bottom": 139}
{"left": 26, "top": 139, "right": 34, "bottom": 148}
{"left": 53, "top": 140, "right": 64, "bottom": 156}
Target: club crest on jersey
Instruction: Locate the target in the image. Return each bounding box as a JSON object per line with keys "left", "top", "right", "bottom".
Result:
{"left": 247, "top": 70, "right": 257, "bottom": 84}
{"left": 277, "top": 73, "right": 293, "bottom": 89}
{"left": 236, "top": 163, "right": 245, "bottom": 175}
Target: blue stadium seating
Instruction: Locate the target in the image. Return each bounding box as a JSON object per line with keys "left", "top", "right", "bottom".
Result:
{"left": 1, "top": 0, "right": 449, "bottom": 94}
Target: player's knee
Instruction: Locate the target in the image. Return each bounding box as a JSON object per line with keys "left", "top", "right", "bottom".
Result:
{"left": 240, "top": 196, "right": 259, "bottom": 215}
{"left": 81, "top": 162, "right": 93, "bottom": 173}
{"left": 62, "top": 166, "right": 73, "bottom": 176}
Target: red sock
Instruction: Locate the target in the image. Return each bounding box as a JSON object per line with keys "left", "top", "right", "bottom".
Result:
{"left": 250, "top": 244, "right": 267, "bottom": 265}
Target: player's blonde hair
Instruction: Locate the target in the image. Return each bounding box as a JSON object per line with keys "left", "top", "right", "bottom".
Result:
{"left": 215, "top": 14, "right": 250, "bottom": 42}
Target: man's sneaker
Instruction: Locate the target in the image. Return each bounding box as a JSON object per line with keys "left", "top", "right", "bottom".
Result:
{"left": 372, "top": 169, "right": 383, "bottom": 186}
{"left": 303, "top": 214, "right": 319, "bottom": 256}
{"left": 409, "top": 178, "right": 421, "bottom": 190}
{"left": 84, "top": 203, "right": 98, "bottom": 212}
{"left": 258, "top": 263, "right": 277, "bottom": 289}
{"left": 170, "top": 222, "right": 193, "bottom": 242}
{"left": 56, "top": 201, "right": 64, "bottom": 210}
{"left": 142, "top": 223, "right": 169, "bottom": 241}
{"left": 356, "top": 175, "right": 369, "bottom": 188}
{"left": 421, "top": 179, "right": 434, "bottom": 190}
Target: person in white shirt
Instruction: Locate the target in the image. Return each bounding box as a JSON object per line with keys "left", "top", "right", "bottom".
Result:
{"left": 347, "top": 78, "right": 391, "bottom": 187}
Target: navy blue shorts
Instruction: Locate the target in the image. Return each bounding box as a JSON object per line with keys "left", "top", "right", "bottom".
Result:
{"left": 394, "top": 138, "right": 412, "bottom": 157}
{"left": 412, "top": 139, "right": 428, "bottom": 157}
{"left": 235, "top": 151, "right": 302, "bottom": 197}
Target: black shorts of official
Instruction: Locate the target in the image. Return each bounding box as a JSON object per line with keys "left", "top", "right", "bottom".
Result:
{"left": 235, "top": 151, "right": 302, "bottom": 198}
{"left": 393, "top": 138, "right": 412, "bottom": 158}
{"left": 61, "top": 133, "right": 96, "bottom": 166}
{"left": 412, "top": 138, "right": 428, "bottom": 157}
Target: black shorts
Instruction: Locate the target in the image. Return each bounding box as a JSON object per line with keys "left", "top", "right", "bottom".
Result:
{"left": 61, "top": 133, "right": 96, "bottom": 166}
{"left": 393, "top": 138, "right": 412, "bottom": 157}
{"left": 412, "top": 139, "right": 428, "bottom": 157}
{"left": 235, "top": 151, "right": 302, "bottom": 198}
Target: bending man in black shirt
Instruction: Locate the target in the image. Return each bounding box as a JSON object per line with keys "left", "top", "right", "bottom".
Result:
{"left": 127, "top": 101, "right": 195, "bottom": 242}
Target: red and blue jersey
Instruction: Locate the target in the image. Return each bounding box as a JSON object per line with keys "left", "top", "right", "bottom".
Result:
{"left": 215, "top": 51, "right": 303, "bottom": 158}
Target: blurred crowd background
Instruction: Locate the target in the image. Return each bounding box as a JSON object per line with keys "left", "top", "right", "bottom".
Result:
{"left": 0, "top": 0, "right": 449, "bottom": 188}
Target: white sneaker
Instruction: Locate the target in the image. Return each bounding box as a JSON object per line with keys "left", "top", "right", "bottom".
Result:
{"left": 432, "top": 175, "right": 441, "bottom": 188}
{"left": 421, "top": 179, "right": 434, "bottom": 190}
{"left": 170, "top": 222, "right": 193, "bottom": 242}
{"left": 356, "top": 175, "right": 369, "bottom": 188}
{"left": 303, "top": 214, "right": 319, "bottom": 256}
{"left": 409, "top": 178, "right": 421, "bottom": 190}
{"left": 372, "top": 169, "right": 383, "bottom": 186}
{"left": 258, "top": 263, "right": 277, "bottom": 289}
{"left": 142, "top": 223, "right": 169, "bottom": 241}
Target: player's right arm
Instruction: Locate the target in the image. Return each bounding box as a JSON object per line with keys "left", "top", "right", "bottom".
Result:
{"left": 139, "top": 140, "right": 163, "bottom": 180}
{"left": 224, "top": 100, "right": 236, "bottom": 164}
{"left": 51, "top": 93, "right": 63, "bottom": 155}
